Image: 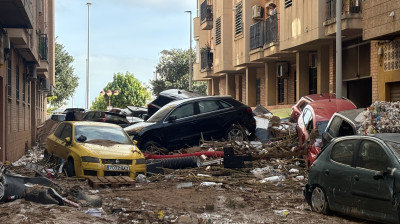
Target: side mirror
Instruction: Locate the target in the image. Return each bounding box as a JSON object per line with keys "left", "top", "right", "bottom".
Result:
{"left": 167, "top": 115, "right": 177, "bottom": 123}
{"left": 143, "top": 115, "right": 150, "bottom": 121}
{"left": 65, "top": 137, "right": 72, "bottom": 145}
{"left": 132, "top": 140, "right": 138, "bottom": 145}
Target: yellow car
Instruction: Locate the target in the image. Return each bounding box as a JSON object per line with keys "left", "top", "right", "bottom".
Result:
{"left": 45, "top": 121, "right": 146, "bottom": 179}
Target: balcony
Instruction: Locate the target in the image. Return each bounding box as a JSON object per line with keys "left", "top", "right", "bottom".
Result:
{"left": 200, "top": 0, "right": 213, "bottom": 30}
{"left": 39, "top": 34, "right": 48, "bottom": 60}
{"left": 200, "top": 47, "right": 213, "bottom": 71}
{"left": 250, "top": 21, "right": 264, "bottom": 51}
{"left": 0, "top": 0, "right": 33, "bottom": 28}
{"left": 324, "top": 0, "right": 362, "bottom": 37}
{"left": 250, "top": 15, "right": 279, "bottom": 61}
{"left": 264, "top": 14, "right": 279, "bottom": 47}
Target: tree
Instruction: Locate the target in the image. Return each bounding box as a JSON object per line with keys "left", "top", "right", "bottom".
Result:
{"left": 151, "top": 49, "right": 207, "bottom": 96}
{"left": 90, "top": 72, "right": 151, "bottom": 111}
{"left": 49, "top": 42, "right": 79, "bottom": 107}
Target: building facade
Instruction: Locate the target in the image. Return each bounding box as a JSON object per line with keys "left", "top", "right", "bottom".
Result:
{"left": 193, "top": 0, "right": 383, "bottom": 110}
{"left": 0, "top": 0, "right": 55, "bottom": 162}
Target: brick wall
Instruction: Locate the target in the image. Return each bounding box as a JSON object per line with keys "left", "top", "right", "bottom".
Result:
{"left": 370, "top": 40, "right": 379, "bottom": 101}
{"left": 287, "top": 64, "right": 296, "bottom": 104}
{"left": 256, "top": 68, "right": 265, "bottom": 107}
{"left": 329, "top": 42, "right": 336, "bottom": 93}
{"left": 219, "top": 76, "right": 226, "bottom": 95}
{"left": 242, "top": 74, "right": 246, "bottom": 104}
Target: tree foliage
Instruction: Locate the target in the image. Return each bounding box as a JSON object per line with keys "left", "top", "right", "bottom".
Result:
{"left": 150, "top": 49, "right": 207, "bottom": 96}
{"left": 90, "top": 72, "right": 151, "bottom": 111}
{"left": 49, "top": 42, "right": 79, "bottom": 107}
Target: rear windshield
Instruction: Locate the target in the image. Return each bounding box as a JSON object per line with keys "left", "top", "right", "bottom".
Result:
{"left": 147, "top": 105, "right": 176, "bottom": 122}
{"left": 75, "top": 125, "right": 132, "bottom": 145}
{"left": 151, "top": 96, "right": 174, "bottom": 107}
{"left": 106, "top": 114, "right": 129, "bottom": 124}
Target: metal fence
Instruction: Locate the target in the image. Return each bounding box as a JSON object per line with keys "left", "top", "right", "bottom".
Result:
{"left": 200, "top": 0, "right": 213, "bottom": 23}
{"left": 264, "top": 14, "right": 278, "bottom": 46}
{"left": 326, "top": 0, "right": 361, "bottom": 20}
{"left": 39, "top": 34, "right": 48, "bottom": 60}
{"left": 201, "top": 49, "right": 213, "bottom": 70}
{"left": 250, "top": 21, "right": 264, "bottom": 50}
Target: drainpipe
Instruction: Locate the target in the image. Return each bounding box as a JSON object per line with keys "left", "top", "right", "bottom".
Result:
{"left": 336, "top": 0, "right": 342, "bottom": 98}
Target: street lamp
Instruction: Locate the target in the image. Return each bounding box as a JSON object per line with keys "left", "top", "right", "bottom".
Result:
{"left": 185, "top": 10, "right": 193, "bottom": 91}
{"left": 85, "top": 2, "right": 92, "bottom": 109}
{"left": 100, "top": 90, "right": 119, "bottom": 110}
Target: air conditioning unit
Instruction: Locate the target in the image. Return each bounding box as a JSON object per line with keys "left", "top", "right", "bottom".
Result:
{"left": 47, "top": 85, "right": 54, "bottom": 96}
{"left": 27, "top": 64, "right": 37, "bottom": 80}
{"left": 277, "top": 63, "right": 289, "bottom": 77}
{"left": 252, "top": 5, "right": 264, "bottom": 19}
{"left": 39, "top": 77, "right": 50, "bottom": 92}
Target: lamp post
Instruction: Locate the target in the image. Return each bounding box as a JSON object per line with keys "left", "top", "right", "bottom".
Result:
{"left": 100, "top": 90, "right": 119, "bottom": 111}
{"left": 185, "top": 10, "right": 193, "bottom": 91}
{"left": 85, "top": 2, "right": 92, "bottom": 109}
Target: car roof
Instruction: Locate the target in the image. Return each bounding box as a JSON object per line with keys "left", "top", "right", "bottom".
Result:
{"left": 64, "top": 121, "right": 122, "bottom": 128}
{"left": 164, "top": 95, "right": 236, "bottom": 106}
{"left": 303, "top": 93, "right": 336, "bottom": 102}
{"left": 159, "top": 89, "right": 203, "bottom": 99}
{"left": 87, "top": 111, "right": 127, "bottom": 118}
{"left": 335, "top": 108, "right": 366, "bottom": 124}
{"left": 372, "top": 133, "right": 400, "bottom": 143}
{"left": 126, "top": 106, "right": 147, "bottom": 112}
{"left": 307, "top": 99, "right": 357, "bottom": 122}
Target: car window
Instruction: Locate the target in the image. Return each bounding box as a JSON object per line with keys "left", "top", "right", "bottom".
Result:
{"left": 84, "top": 112, "right": 94, "bottom": 120}
{"left": 60, "top": 124, "right": 72, "bottom": 141}
{"left": 54, "top": 123, "right": 66, "bottom": 138}
{"left": 356, "top": 141, "right": 391, "bottom": 171}
{"left": 75, "top": 125, "right": 133, "bottom": 145}
{"left": 106, "top": 114, "right": 129, "bottom": 124}
{"left": 331, "top": 139, "right": 358, "bottom": 166}
{"left": 316, "top": 121, "right": 329, "bottom": 135}
{"left": 94, "top": 112, "right": 103, "bottom": 119}
{"left": 299, "top": 101, "right": 308, "bottom": 111}
{"left": 338, "top": 120, "right": 354, "bottom": 136}
{"left": 169, "top": 103, "right": 195, "bottom": 119}
{"left": 303, "top": 109, "right": 312, "bottom": 127}
{"left": 219, "top": 100, "right": 232, "bottom": 109}
{"left": 147, "top": 105, "right": 176, "bottom": 123}
{"left": 327, "top": 116, "right": 342, "bottom": 137}
{"left": 152, "top": 96, "right": 174, "bottom": 107}
{"left": 199, "top": 100, "right": 220, "bottom": 114}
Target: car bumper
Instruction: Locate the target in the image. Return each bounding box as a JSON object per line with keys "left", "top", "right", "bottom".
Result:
{"left": 77, "top": 162, "right": 147, "bottom": 179}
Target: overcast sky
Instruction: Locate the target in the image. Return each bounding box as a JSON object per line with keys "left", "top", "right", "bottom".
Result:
{"left": 55, "top": 0, "right": 197, "bottom": 108}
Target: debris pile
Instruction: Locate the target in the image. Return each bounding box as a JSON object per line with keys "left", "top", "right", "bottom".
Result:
{"left": 37, "top": 119, "right": 60, "bottom": 145}
{"left": 356, "top": 101, "right": 400, "bottom": 134}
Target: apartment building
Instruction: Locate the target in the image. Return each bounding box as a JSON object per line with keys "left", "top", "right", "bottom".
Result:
{"left": 193, "top": 0, "right": 378, "bottom": 109}
{"left": 0, "top": 0, "right": 55, "bottom": 162}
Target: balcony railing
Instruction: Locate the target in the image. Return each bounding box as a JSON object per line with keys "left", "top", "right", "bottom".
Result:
{"left": 200, "top": 0, "right": 213, "bottom": 23}
{"left": 264, "top": 14, "right": 278, "bottom": 46}
{"left": 326, "top": 0, "right": 361, "bottom": 20}
{"left": 201, "top": 48, "right": 213, "bottom": 70}
{"left": 39, "top": 34, "right": 48, "bottom": 60}
{"left": 250, "top": 21, "right": 264, "bottom": 50}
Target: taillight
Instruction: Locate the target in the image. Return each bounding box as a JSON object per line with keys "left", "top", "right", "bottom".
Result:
{"left": 147, "top": 104, "right": 155, "bottom": 109}
{"left": 101, "top": 115, "right": 106, "bottom": 122}
{"left": 246, "top": 107, "right": 252, "bottom": 115}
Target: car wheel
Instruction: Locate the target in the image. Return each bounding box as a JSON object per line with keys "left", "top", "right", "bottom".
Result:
{"left": 311, "top": 186, "right": 329, "bottom": 214}
{"left": 65, "top": 158, "right": 75, "bottom": 177}
{"left": 142, "top": 141, "right": 167, "bottom": 154}
{"left": 226, "top": 125, "right": 246, "bottom": 142}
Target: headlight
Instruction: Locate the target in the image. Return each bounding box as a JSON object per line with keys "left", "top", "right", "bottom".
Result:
{"left": 135, "top": 158, "right": 146, "bottom": 165}
{"left": 81, "top": 156, "right": 100, "bottom": 163}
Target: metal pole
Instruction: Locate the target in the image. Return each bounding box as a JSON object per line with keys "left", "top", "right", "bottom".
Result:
{"left": 86, "top": 2, "right": 92, "bottom": 109}
{"left": 336, "top": 0, "right": 342, "bottom": 98}
{"left": 189, "top": 11, "right": 193, "bottom": 91}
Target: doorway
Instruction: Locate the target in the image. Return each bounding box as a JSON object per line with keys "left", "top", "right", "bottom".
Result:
{"left": 346, "top": 78, "right": 372, "bottom": 108}
{"left": 0, "top": 76, "right": 4, "bottom": 162}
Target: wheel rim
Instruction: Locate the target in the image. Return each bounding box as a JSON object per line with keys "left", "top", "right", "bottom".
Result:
{"left": 228, "top": 128, "right": 244, "bottom": 141}
{"left": 311, "top": 187, "right": 325, "bottom": 213}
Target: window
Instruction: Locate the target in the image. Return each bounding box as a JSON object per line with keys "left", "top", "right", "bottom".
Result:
{"left": 309, "top": 54, "right": 317, "bottom": 94}
{"left": 83, "top": 112, "right": 94, "bottom": 120}
{"left": 7, "top": 59, "right": 11, "bottom": 98}
{"left": 216, "top": 17, "right": 221, "bottom": 45}
{"left": 54, "top": 123, "right": 66, "bottom": 138}
{"left": 16, "top": 65, "right": 19, "bottom": 100}
{"left": 302, "top": 109, "right": 312, "bottom": 128}
{"left": 169, "top": 103, "right": 195, "bottom": 119}
{"left": 234, "top": 1, "right": 243, "bottom": 35}
{"left": 22, "top": 73, "right": 26, "bottom": 102}
{"left": 278, "top": 78, "right": 284, "bottom": 103}
{"left": 199, "top": 100, "right": 220, "bottom": 114}
{"left": 327, "top": 116, "right": 342, "bottom": 137}
{"left": 356, "top": 141, "right": 391, "bottom": 171}
{"left": 331, "top": 139, "right": 358, "bottom": 166}
{"left": 60, "top": 124, "right": 72, "bottom": 140}
{"left": 28, "top": 82, "right": 30, "bottom": 104}
{"left": 284, "top": 0, "right": 292, "bottom": 8}
{"left": 219, "top": 101, "right": 232, "bottom": 109}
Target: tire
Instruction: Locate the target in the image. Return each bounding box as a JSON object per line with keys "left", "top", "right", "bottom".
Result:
{"left": 43, "top": 150, "right": 51, "bottom": 161}
{"left": 311, "top": 186, "right": 329, "bottom": 214}
{"left": 65, "top": 158, "right": 75, "bottom": 177}
{"left": 142, "top": 141, "right": 166, "bottom": 154}
{"left": 225, "top": 125, "right": 246, "bottom": 142}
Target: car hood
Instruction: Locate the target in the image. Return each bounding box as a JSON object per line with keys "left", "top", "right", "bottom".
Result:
{"left": 124, "top": 121, "right": 155, "bottom": 134}
{"left": 79, "top": 142, "right": 142, "bottom": 158}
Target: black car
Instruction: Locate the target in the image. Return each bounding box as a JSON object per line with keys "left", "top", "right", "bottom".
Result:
{"left": 147, "top": 89, "right": 203, "bottom": 116}
{"left": 305, "top": 134, "right": 400, "bottom": 223}
{"left": 50, "top": 114, "right": 66, "bottom": 122}
{"left": 83, "top": 111, "right": 134, "bottom": 128}
{"left": 125, "top": 96, "right": 256, "bottom": 151}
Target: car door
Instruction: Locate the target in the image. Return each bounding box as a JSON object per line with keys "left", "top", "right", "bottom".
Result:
{"left": 162, "top": 102, "right": 199, "bottom": 148}
{"left": 196, "top": 100, "right": 225, "bottom": 140}
{"left": 58, "top": 123, "right": 73, "bottom": 159}
{"left": 48, "top": 123, "right": 65, "bottom": 155}
{"left": 321, "top": 138, "right": 359, "bottom": 208}
{"left": 351, "top": 140, "right": 396, "bottom": 215}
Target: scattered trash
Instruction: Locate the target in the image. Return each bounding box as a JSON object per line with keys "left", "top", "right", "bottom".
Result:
{"left": 289, "top": 168, "right": 299, "bottom": 173}
{"left": 157, "top": 211, "right": 165, "bottom": 220}
{"left": 274, "top": 209, "right": 289, "bottom": 217}
{"left": 84, "top": 208, "right": 103, "bottom": 217}
{"left": 260, "top": 175, "right": 285, "bottom": 183}
{"left": 135, "top": 174, "right": 148, "bottom": 183}
{"left": 295, "top": 176, "right": 305, "bottom": 181}
{"left": 197, "top": 174, "right": 212, "bottom": 178}
{"left": 198, "top": 212, "right": 212, "bottom": 224}
{"left": 200, "top": 182, "right": 223, "bottom": 187}
{"left": 176, "top": 182, "right": 193, "bottom": 189}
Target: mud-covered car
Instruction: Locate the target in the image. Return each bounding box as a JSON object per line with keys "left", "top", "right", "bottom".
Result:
{"left": 125, "top": 96, "right": 256, "bottom": 152}
{"left": 45, "top": 121, "right": 146, "bottom": 178}
{"left": 305, "top": 134, "right": 400, "bottom": 224}
{"left": 290, "top": 93, "right": 337, "bottom": 122}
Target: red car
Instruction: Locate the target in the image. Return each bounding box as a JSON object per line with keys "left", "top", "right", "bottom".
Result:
{"left": 296, "top": 98, "right": 357, "bottom": 167}
{"left": 290, "top": 93, "right": 337, "bottom": 122}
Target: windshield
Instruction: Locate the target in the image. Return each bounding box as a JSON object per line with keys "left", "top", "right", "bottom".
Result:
{"left": 386, "top": 141, "right": 400, "bottom": 160}
{"left": 316, "top": 121, "right": 329, "bottom": 135}
{"left": 75, "top": 125, "right": 133, "bottom": 145}
{"left": 147, "top": 105, "right": 176, "bottom": 122}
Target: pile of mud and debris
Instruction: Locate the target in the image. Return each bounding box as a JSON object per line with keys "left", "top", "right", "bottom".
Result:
{"left": 37, "top": 119, "right": 60, "bottom": 146}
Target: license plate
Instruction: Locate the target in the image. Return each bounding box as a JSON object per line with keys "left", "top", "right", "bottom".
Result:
{"left": 106, "top": 165, "right": 129, "bottom": 171}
